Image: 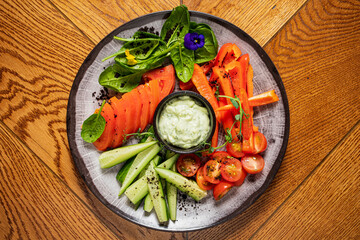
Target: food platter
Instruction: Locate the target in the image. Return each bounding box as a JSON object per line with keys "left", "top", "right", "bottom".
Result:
{"left": 66, "top": 10, "right": 290, "bottom": 231}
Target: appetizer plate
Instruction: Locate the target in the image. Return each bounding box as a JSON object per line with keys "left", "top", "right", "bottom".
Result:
{"left": 67, "top": 10, "right": 290, "bottom": 232}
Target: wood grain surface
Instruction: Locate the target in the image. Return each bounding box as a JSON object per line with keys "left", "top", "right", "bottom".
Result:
{"left": 252, "top": 122, "right": 360, "bottom": 239}
{"left": 50, "top": 0, "right": 179, "bottom": 43}
{"left": 0, "top": 122, "right": 118, "bottom": 239}
{"left": 0, "top": 0, "right": 359, "bottom": 239}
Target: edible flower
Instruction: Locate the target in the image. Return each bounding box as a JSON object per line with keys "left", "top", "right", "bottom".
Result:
{"left": 184, "top": 32, "right": 205, "bottom": 51}
{"left": 125, "top": 49, "right": 137, "bottom": 65}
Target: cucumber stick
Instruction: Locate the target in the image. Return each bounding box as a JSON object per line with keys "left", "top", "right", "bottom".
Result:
{"left": 155, "top": 167, "right": 207, "bottom": 201}
{"left": 116, "top": 157, "right": 135, "bottom": 184}
{"left": 118, "top": 144, "right": 161, "bottom": 196}
{"left": 125, "top": 154, "right": 179, "bottom": 204}
{"left": 143, "top": 194, "right": 153, "bottom": 212}
{"left": 146, "top": 160, "right": 168, "bottom": 223}
{"left": 99, "top": 141, "right": 157, "bottom": 168}
{"left": 166, "top": 164, "right": 177, "bottom": 221}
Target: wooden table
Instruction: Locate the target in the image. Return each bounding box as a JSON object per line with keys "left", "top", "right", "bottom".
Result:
{"left": 1, "top": 0, "right": 359, "bottom": 239}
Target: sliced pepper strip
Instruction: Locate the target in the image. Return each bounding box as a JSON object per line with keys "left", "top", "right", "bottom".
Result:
{"left": 248, "top": 89, "right": 279, "bottom": 107}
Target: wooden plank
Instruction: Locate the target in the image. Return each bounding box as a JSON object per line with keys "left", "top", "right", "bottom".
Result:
{"left": 189, "top": 0, "right": 360, "bottom": 238}
{"left": 252, "top": 122, "right": 360, "bottom": 239}
{"left": 0, "top": 121, "right": 118, "bottom": 239}
{"left": 184, "top": 0, "right": 307, "bottom": 46}
{"left": 50, "top": 0, "right": 180, "bottom": 43}
{"left": 0, "top": 1, "right": 185, "bottom": 238}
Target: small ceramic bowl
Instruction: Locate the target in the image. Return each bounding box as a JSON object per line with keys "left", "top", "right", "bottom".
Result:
{"left": 153, "top": 91, "right": 216, "bottom": 154}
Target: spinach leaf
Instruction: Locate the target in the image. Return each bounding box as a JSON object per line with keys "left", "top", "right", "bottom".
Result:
{"left": 132, "top": 31, "right": 160, "bottom": 39}
{"left": 81, "top": 100, "right": 106, "bottom": 143}
{"left": 98, "top": 65, "right": 145, "bottom": 92}
{"left": 192, "top": 28, "right": 218, "bottom": 63}
{"left": 190, "top": 22, "right": 212, "bottom": 31}
{"left": 160, "top": 5, "right": 190, "bottom": 45}
{"left": 120, "top": 38, "right": 160, "bottom": 60}
{"left": 170, "top": 42, "right": 195, "bottom": 83}
{"left": 190, "top": 23, "right": 218, "bottom": 64}
{"left": 103, "top": 38, "right": 161, "bottom": 61}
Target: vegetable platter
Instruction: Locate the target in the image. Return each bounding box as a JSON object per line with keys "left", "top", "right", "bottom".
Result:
{"left": 67, "top": 7, "right": 289, "bottom": 232}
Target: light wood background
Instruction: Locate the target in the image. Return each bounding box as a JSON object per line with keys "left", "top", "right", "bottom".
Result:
{"left": 0, "top": 0, "right": 359, "bottom": 239}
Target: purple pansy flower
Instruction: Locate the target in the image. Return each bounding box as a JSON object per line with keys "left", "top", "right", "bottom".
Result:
{"left": 184, "top": 32, "right": 205, "bottom": 50}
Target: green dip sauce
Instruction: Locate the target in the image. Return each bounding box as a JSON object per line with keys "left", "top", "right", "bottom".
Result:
{"left": 158, "top": 96, "right": 211, "bottom": 149}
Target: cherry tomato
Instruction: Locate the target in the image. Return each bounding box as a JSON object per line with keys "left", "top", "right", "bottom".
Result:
{"left": 253, "top": 132, "right": 267, "bottom": 154}
{"left": 203, "top": 160, "right": 222, "bottom": 184}
{"left": 196, "top": 166, "right": 215, "bottom": 190}
{"left": 232, "top": 163, "right": 247, "bottom": 186}
{"left": 176, "top": 154, "right": 201, "bottom": 177}
{"left": 226, "top": 141, "right": 245, "bottom": 158}
{"left": 210, "top": 151, "right": 231, "bottom": 163}
{"left": 241, "top": 154, "right": 265, "bottom": 174}
{"left": 220, "top": 157, "right": 243, "bottom": 182}
{"left": 213, "top": 181, "right": 234, "bottom": 200}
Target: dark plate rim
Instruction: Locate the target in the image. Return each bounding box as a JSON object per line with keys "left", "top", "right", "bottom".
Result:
{"left": 66, "top": 9, "right": 290, "bottom": 232}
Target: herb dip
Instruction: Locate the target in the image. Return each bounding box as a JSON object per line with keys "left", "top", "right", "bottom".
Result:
{"left": 158, "top": 96, "right": 211, "bottom": 149}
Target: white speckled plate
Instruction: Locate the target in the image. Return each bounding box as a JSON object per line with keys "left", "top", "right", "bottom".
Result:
{"left": 66, "top": 10, "right": 290, "bottom": 232}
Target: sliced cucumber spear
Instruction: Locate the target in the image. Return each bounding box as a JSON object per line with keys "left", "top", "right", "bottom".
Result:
{"left": 143, "top": 193, "right": 153, "bottom": 213}
{"left": 125, "top": 154, "right": 179, "bottom": 204}
{"left": 118, "top": 143, "right": 161, "bottom": 196}
{"left": 155, "top": 167, "right": 207, "bottom": 201}
{"left": 99, "top": 141, "right": 157, "bottom": 168}
{"left": 146, "top": 160, "right": 168, "bottom": 223}
{"left": 166, "top": 164, "right": 177, "bottom": 221}
{"left": 116, "top": 157, "right": 135, "bottom": 184}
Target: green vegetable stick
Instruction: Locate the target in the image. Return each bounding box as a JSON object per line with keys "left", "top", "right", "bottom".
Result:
{"left": 99, "top": 141, "right": 157, "bottom": 168}
{"left": 155, "top": 167, "right": 207, "bottom": 201}
{"left": 118, "top": 144, "right": 161, "bottom": 196}
{"left": 125, "top": 154, "right": 179, "bottom": 204}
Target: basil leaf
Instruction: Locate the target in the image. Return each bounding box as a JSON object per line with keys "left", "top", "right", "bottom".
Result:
{"left": 160, "top": 5, "right": 190, "bottom": 45}
{"left": 170, "top": 43, "right": 195, "bottom": 83}
{"left": 81, "top": 101, "right": 106, "bottom": 143}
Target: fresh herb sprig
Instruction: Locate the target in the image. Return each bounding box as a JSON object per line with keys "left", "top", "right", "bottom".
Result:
{"left": 200, "top": 95, "right": 249, "bottom": 154}
{"left": 81, "top": 100, "right": 106, "bottom": 143}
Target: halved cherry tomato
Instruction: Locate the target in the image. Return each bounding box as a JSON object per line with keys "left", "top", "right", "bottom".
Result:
{"left": 196, "top": 166, "right": 215, "bottom": 190}
{"left": 254, "top": 132, "right": 267, "bottom": 154}
{"left": 176, "top": 154, "right": 201, "bottom": 177}
{"left": 226, "top": 141, "right": 245, "bottom": 158}
{"left": 213, "top": 181, "right": 234, "bottom": 201}
{"left": 232, "top": 164, "right": 247, "bottom": 186}
{"left": 221, "top": 158, "right": 243, "bottom": 182}
{"left": 211, "top": 151, "right": 231, "bottom": 163}
{"left": 203, "top": 160, "right": 222, "bottom": 184}
{"left": 241, "top": 154, "right": 265, "bottom": 174}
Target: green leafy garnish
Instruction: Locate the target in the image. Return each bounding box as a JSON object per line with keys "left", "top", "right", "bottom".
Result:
{"left": 81, "top": 100, "right": 106, "bottom": 143}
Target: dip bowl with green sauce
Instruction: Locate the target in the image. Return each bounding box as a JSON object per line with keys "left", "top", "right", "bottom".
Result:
{"left": 153, "top": 91, "right": 216, "bottom": 154}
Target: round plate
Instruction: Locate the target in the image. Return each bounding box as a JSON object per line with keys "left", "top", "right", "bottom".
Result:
{"left": 67, "top": 10, "right": 290, "bottom": 232}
